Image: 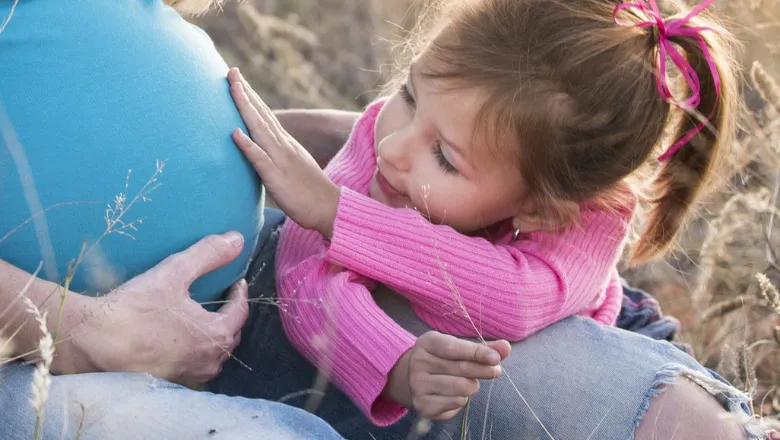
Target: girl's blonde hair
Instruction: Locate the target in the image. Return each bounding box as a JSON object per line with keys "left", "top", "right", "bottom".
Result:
{"left": 164, "top": 0, "right": 222, "bottom": 16}
{"left": 389, "top": 0, "right": 740, "bottom": 265}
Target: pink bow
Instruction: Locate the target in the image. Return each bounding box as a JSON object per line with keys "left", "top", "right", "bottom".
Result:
{"left": 614, "top": 0, "right": 721, "bottom": 161}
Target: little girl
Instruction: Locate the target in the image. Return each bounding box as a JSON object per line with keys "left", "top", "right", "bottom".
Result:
{"left": 227, "top": 0, "right": 747, "bottom": 436}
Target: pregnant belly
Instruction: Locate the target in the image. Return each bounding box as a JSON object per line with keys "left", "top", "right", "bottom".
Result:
{"left": 1, "top": 132, "right": 264, "bottom": 306}
{"left": 0, "top": 0, "right": 264, "bottom": 306}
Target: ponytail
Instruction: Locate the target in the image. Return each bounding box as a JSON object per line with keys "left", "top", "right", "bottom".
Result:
{"left": 630, "top": 7, "right": 740, "bottom": 264}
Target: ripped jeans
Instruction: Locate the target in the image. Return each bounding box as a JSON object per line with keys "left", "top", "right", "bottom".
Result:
{"left": 0, "top": 209, "right": 761, "bottom": 439}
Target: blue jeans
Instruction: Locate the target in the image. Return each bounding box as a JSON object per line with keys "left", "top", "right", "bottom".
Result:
{"left": 0, "top": 363, "right": 342, "bottom": 440}
{"left": 0, "top": 209, "right": 758, "bottom": 439}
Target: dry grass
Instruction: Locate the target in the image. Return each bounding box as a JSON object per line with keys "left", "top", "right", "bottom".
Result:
{"left": 191, "top": 0, "right": 417, "bottom": 110}
{"left": 22, "top": 298, "right": 54, "bottom": 440}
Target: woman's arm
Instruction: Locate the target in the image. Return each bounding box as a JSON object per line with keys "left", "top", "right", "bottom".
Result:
{"left": 0, "top": 259, "right": 94, "bottom": 374}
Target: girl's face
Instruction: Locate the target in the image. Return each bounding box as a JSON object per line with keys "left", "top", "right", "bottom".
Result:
{"left": 371, "top": 57, "right": 530, "bottom": 234}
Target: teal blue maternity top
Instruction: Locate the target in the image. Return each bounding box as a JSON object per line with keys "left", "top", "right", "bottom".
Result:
{"left": 0, "top": 0, "right": 264, "bottom": 305}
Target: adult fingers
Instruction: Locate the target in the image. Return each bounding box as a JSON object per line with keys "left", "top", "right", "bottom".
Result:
{"left": 154, "top": 232, "right": 244, "bottom": 289}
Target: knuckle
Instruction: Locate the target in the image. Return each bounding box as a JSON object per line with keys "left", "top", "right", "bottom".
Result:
{"left": 160, "top": 253, "right": 187, "bottom": 274}
{"left": 203, "top": 234, "right": 227, "bottom": 251}
{"left": 441, "top": 339, "right": 460, "bottom": 358}
{"left": 202, "top": 235, "right": 233, "bottom": 260}
{"left": 232, "top": 333, "right": 242, "bottom": 350}
{"left": 457, "top": 360, "right": 474, "bottom": 373}
{"left": 205, "top": 364, "right": 222, "bottom": 381}
{"left": 216, "top": 330, "right": 233, "bottom": 349}
{"left": 257, "top": 119, "right": 272, "bottom": 133}
{"left": 409, "top": 380, "right": 424, "bottom": 396}
{"left": 412, "top": 396, "right": 426, "bottom": 412}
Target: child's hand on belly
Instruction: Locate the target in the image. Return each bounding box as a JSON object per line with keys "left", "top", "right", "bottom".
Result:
{"left": 228, "top": 68, "right": 340, "bottom": 240}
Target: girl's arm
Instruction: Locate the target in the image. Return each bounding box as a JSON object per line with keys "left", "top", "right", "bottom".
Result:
{"left": 275, "top": 229, "right": 417, "bottom": 426}
{"left": 324, "top": 190, "right": 634, "bottom": 341}
{"left": 271, "top": 99, "right": 417, "bottom": 425}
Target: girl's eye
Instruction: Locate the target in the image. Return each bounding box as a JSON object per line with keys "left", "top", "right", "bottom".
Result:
{"left": 433, "top": 143, "right": 458, "bottom": 174}
{"left": 399, "top": 82, "right": 415, "bottom": 106}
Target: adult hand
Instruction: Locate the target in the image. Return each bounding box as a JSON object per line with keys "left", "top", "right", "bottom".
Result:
{"left": 228, "top": 67, "right": 340, "bottom": 239}
{"left": 70, "top": 232, "right": 249, "bottom": 389}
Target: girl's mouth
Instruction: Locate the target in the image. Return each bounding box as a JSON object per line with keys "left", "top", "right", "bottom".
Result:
{"left": 375, "top": 169, "right": 404, "bottom": 198}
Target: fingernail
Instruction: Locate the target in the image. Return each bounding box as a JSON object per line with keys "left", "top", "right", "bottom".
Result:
{"left": 224, "top": 231, "right": 243, "bottom": 247}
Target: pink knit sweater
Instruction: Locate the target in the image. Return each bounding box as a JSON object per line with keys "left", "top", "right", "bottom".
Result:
{"left": 275, "top": 99, "right": 635, "bottom": 426}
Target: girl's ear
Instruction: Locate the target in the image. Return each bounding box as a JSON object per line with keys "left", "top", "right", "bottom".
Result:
{"left": 511, "top": 199, "right": 580, "bottom": 233}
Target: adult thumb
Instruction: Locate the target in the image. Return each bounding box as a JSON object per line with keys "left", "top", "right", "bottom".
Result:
{"left": 159, "top": 232, "right": 245, "bottom": 288}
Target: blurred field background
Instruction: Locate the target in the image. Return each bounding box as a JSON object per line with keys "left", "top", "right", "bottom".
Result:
{"left": 192, "top": 0, "right": 780, "bottom": 420}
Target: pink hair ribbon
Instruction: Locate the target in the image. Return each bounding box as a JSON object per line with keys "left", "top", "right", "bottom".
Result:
{"left": 613, "top": 0, "right": 721, "bottom": 161}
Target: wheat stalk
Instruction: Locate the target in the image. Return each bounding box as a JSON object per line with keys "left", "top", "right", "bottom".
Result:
{"left": 22, "top": 298, "right": 54, "bottom": 440}
{"left": 751, "top": 61, "right": 780, "bottom": 114}
{"left": 756, "top": 273, "right": 780, "bottom": 315}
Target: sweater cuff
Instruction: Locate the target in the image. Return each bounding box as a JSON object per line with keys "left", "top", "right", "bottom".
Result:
{"left": 354, "top": 347, "right": 413, "bottom": 427}
{"left": 327, "top": 187, "right": 401, "bottom": 270}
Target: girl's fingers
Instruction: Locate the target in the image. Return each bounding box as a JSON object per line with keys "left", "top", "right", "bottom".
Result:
{"left": 230, "top": 81, "right": 280, "bottom": 150}
{"left": 428, "top": 357, "right": 502, "bottom": 380}
{"left": 235, "top": 70, "right": 288, "bottom": 142}
{"left": 419, "top": 375, "right": 480, "bottom": 397}
{"left": 413, "top": 395, "right": 468, "bottom": 421}
{"left": 433, "top": 408, "right": 464, "bottom": 422}
{"left": 232, "top": 129, "right": 273, "bottom": 174}
{"left": 486, "top": 339, "right": 512, "bottom": 361}
{"left": 420, "top": 331, "right": 501, "bottom": 365}
{"left": 229, "top": 68, "right": 295, "bottom": 155}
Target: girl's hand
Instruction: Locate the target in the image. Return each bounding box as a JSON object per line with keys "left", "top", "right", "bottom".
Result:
{"left": 228, "top": 68, "right": 340, "bottom": 239}
{"left": 384, "top": 331, "right": 511, "bottom": 421}
{"left": 71, "top": 232, "right": 250, "bottom": 389}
